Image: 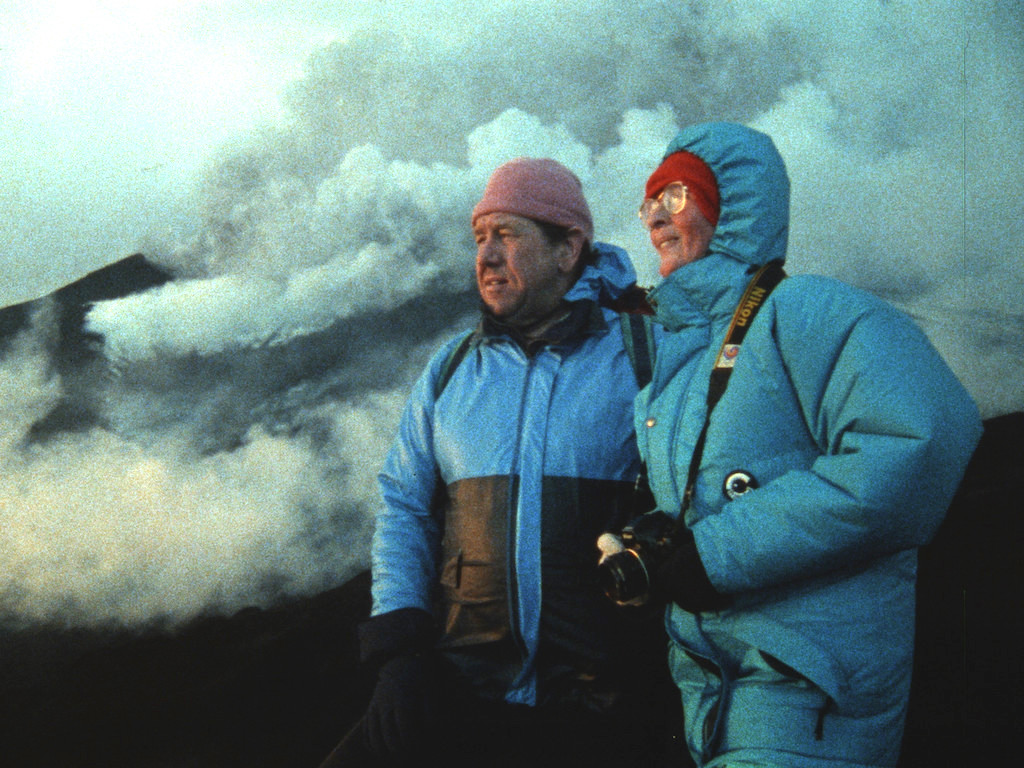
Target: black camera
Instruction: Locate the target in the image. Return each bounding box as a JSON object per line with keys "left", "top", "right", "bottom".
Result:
{"left": 597, "top": 511, "right": 679, "bottom": 604}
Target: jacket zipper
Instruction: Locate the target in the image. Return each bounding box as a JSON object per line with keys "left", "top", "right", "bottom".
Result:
{"left": 505, "top": 348, "right": 535, "bottom": 663}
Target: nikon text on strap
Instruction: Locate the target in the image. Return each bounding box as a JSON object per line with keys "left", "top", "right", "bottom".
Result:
{"left": 679, "top": 261, "right": 785, "bottom": 516}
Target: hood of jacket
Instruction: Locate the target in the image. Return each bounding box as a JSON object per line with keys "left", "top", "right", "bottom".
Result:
{"left": 563, "top": 240, "right": 638, "bottom": 306}
{"left": 646, "top": 122, "right": 791, "bottom": 331}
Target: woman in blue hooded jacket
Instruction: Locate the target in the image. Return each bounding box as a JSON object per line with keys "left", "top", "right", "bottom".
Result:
{"left": 616, "top": 123, "right": 982, "bottom": 767}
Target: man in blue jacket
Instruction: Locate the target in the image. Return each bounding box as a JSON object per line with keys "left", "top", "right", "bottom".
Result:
{"left": 601, "top": 122, "right": 982, "bottom": 767}
{"left": 320, "top": 158, "right": 670, "bottom": 767}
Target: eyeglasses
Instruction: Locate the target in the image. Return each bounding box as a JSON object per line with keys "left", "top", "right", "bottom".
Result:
{"left": 638, "top": 182, "right": 688, "bottom": 227}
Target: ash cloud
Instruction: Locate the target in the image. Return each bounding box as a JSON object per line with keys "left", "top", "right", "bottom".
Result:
{"left": 1, "top": 0, "right": 1021, "bottom": 629}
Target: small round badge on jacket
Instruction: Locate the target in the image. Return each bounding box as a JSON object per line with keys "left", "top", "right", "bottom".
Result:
{"left": 723, "top": 470, "right": 759, "bottom": 500}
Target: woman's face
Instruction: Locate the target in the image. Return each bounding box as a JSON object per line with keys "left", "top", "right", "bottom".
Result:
{"left": 641, "top": 185, "right": 716, "bottom": 277}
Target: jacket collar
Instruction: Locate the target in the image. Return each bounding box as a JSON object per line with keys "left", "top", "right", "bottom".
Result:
{"left": 647, "top": 254, "right": 756, "bottom": 332}
{"left": 480, "top": 299, "right": 605, "bottom": 356}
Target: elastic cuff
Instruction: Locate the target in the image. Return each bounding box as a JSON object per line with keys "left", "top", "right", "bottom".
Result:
{"left": 655, "top": 527, "right": 732, "bottom": 612}
{"left": 358, "top": 607, "right": 437, "bottom": 669}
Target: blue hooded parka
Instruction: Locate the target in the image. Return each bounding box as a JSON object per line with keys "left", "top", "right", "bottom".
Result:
{"left": 636, "top": 123, "right": 982, "bottom": 767}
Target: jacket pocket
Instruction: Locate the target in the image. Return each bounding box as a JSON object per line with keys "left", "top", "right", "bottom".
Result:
{"left": 437, "top": 476, "right": 512, "bottom": 647}
{"left": 438, "top": 549, "right": 508, "bottom": 646}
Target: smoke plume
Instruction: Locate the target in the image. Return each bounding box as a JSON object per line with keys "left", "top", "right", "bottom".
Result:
{"left": 1, "top": 0, "right": 1020, "bottom": 629}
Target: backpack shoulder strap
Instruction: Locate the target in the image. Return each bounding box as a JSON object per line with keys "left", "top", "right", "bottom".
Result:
{"left": 437, "top": 311, "right": 656, "bottom": 399}
{"left": 619, "top": 312, "right": 656, "bottom": 390}
{"left": 434, "top": 329, "right": 479, "bottom": 400}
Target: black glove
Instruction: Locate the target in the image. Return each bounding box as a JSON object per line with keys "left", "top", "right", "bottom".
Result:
{"left": 358, "top": 607, "right": 436, "bottom": 669}
{"left": 358, "top": 608, "right": 442, "bottom": 763}
{"left": 649, "top": 526, "right": 732, "bottom": 613}
{"left": 364, "top": 651, "right": 445, "bottom": 762}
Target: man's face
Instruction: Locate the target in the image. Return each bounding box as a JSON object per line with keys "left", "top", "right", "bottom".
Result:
{"left": 644, "top": 193, "right": 716, "bottom": 278}
{"left": 474, "top": 212, "right": 575, "bottom": 326}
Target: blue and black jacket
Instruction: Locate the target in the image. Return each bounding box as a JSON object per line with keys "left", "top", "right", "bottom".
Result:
{"left": 372, "top": 242, "right": 660, "bottom": 706}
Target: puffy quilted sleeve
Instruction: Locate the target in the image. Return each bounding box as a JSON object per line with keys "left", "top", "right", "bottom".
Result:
{"left": 697, "top": 277, "right": 983, "bottom": 593}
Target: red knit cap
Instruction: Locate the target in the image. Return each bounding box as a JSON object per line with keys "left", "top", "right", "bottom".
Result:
{"left": 644, "top": 151, "right": 720, "bottom": 227}
{"left": 472, "top": 157, "right": 594, "bottom": 241}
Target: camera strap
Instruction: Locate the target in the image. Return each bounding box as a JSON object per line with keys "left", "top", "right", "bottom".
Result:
{"left": 679, "top": 260, "right": 785, "bottom": 517}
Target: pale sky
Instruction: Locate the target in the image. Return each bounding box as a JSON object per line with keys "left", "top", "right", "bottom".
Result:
{"left": 1, "top": 0, "right": 353, "bottom": 304}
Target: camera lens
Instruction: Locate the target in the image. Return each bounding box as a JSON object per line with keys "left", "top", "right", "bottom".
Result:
{"left": 597, "top": 549, "right": 650, "bottom": 604}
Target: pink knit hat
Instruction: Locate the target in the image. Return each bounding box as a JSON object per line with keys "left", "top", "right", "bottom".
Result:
{"left": 472, "top": 157, "right": 594, "bottom": 242}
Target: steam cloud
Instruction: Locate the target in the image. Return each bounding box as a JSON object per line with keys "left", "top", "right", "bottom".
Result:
{"left": 1, "top": 0, "right": 1021, "bottom": 629}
